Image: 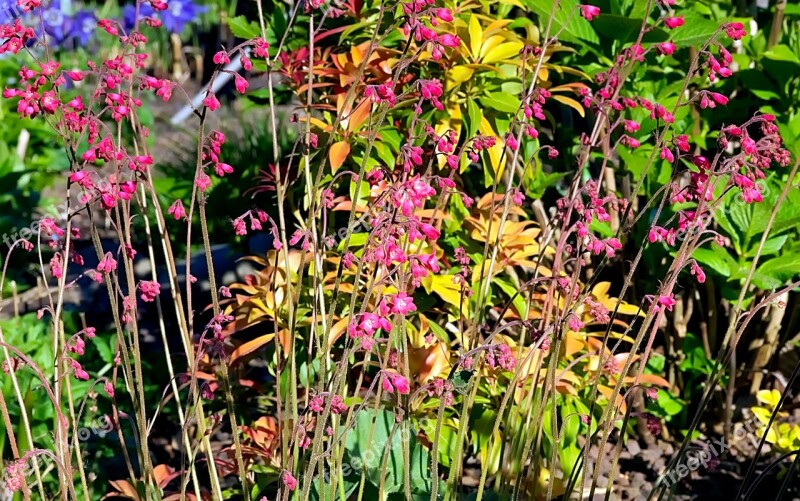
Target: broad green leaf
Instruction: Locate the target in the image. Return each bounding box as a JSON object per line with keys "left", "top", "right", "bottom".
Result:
{"left": 227, "top": 16, "right": 260, "bottom": 39}
{"left": 756, "top": 255, "right": 800, "bottom": 285}
{"left": 344, "top": 409, "right": 431, "bottom": 494}
{"left": 691, "top": 247, "right": 734, "bottom": 277}
{"left": 592, "top": 15, "right": 669, "bottom": 44}
{"left": 478, "top": 92, "right": 521, "bottom": 114}
{"left": 763, "top": 45, "right": 800, "bottom": 65}
{"left": 466, "top": 100, "right": 482, "bottom": 143}
{"left": 668, "top": 12, "right": 719, "bottom": 48}
{"left": 524, "top": 0, "right": 599, "bottom": 44}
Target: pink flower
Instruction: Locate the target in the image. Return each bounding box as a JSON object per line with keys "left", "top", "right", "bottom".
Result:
{"left": 568, "top": 315, "right": 584, "bottom": 331}
{"left": 382, "top": 372, "right": 411, "bottom": 394}
{"left": 579, "top": 5, "right": 600, "bottom": 21}
{"left": 390, "top": 292, "right": 416, "bottom": 316}
{"left": 624, "top": 120, "right": 640, "bottom": 133}
{"left": 168, "top": 200, "right": 187, "bottom": 220}
{"left": 691, "top": 262, "right": 706, "bottom": 283}
{"left": 140, "top": 280, "right": 161, "bottom": 302}
{"left": 213, "top": 51, "right": 230, "bottom": 65}
{"left": 664, "top": 16, "right": 684, "bottom": 29}
{"left": 309, "top": 395, "right": 324, "bottom": 413}
{"left": 742, "top": 136, "right": 757, "bottom": 155}
{"left": 234, "top": 74, "right": 248, "bottom": 94}
{"left": 282, "top": 471, "right": 297, "bottom": 491}
{"left": 196, "top": 173, "right": 212, "bottom": 191}
{"left": 657, "top": 294, "right": 676, "bottom": 311}
{"left": 506, "top": 135, "right": 519, "bottom": 151}
{"left": 104, "top": 381, "right": 115, "bottom": 397}
{"left": 254, "top": 38, "right": 270, "bottom": 58}
{"left": 657, "top": 41, "right": 676, "bottom": 56}
{"left": 675, "top": 134, "right": 690, "bottom": 153}
{"left": 660, "top": 147, "right": 675, "bottom": 163}
{"left": 437, "top": 8, "right": 453, "bottom": 22}
{"left": 214, "top": 163, "right": 234, "bottom": 177}
{"left": 69, "top": 170, "right": 94, "bottom": 189}
{"left": 98, "top": 252, "right": 117, "bottom": 273}
{"left": 437, "top": 33, "right": 461, "bottom": 48}
{"left": 203, "top": 93, "right": 220, "bottom": 111}
{"left": 725, "top": 22, "right": 746, "bottom": 40}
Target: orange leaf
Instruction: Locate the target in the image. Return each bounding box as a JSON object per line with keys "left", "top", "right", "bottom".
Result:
{"left": 106, "top": 480, "right": 140, "bottom": 500}
{"left": 598, "top": 385, "right": 626, "bottom": 415}
{"left": 329, "top": 141, "right": 351, "bottom": 172}
{"left": 621, "top": 374, "right": 671, "bottom": 387}
{"left": 230, "top": 334, "right": 275, "bottom": 365}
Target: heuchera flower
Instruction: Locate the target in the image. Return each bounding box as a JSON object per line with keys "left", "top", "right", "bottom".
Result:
{"left": 657, "top": 293, "right": 676, "bottom": 311}
{"left": 139, "top": 280, "right": 161, "bottom": 302}
{"left": 381, "top": 371, "right": 411, "bottom": 394}
{"left": 203, "top": 92, "right": 220, "bottom": 111}
{"left": 725, "top": 22, "right": 746, "bottom": 40}
{"left": 579, "top": 5, "right": 600, "bottom": 21}
{"left": 664, "top": 16, "right": 684, "bottom": 29}
{"left": 168, "top": 199, "right": 187, "bottom": 220}
{"left": 282, "top": 470, "right": 297, "bottom": 491}
{"left": 657, "top": 41, "right": 676, "bottom": 56}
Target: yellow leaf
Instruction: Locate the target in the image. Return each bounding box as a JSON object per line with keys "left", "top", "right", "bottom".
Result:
{"left": 752, "top": 407, "right": 773, "bottom": 425}
{"left": 448, "top": 66, "right": 475, "bottom": 86}
{"left": 468, "top": 15, "right": 483, "bottom": 60}
{"left": 552, "top": 94, "right": 585, "bottom": 118}
{"left": 422, "top": 274, "right": 463, "bottom": 307}
{"left": 478, "top": 116, "right": 504, "bottom": 180}
{"left": 757, "top": 389, "right": 782, "bottom": 408}
{"left": 479, "top": 35, "right": 506, "bottom": 59}
{"left": 329, "top": 141, "right": 350, "bottom": 172}
{"left": 436, "top": 100, "right": 463, "bottom": 139}
{"left": 482, "top": 41, "right": 524, "bottom": 64}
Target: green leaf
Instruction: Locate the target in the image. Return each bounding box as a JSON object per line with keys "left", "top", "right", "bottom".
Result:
{"left": 756, "top": 255, "right": 800, "bottom": 286}
{"left": 748, "top": 234, "right": 788, "bottom": 258}
{"left": 451, "top": 370, "right": 474, "bottom": 393}
{"left": 763, "top": 45, "right": 800, "bottom": 65}
{"left": 691, "top": 246, "right": 734, "bottom": 278}
{"left": 227, "top": 16, "right": 260, "bottom": 40}
{"left": 591, "top": 15, "right": 669, "bottom": 44}
{"left": 668, "top": 12, "right": 720, "bottom": 48}
{"left": 467, "top": 100, "right": 481, "bottom": 140}
{"left": 344, "top": 409, "right": 431, "bottom": 493}
{"left": 653, "top": 390, "right": 685, "bottom": 418}
{"left": 478, "top": 92, "right": 521, "bottom": 114}
{"left": 524, "top": 0, "right": 600, "bottom": 44}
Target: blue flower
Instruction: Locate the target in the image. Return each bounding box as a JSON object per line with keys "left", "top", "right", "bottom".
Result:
{"left": 159, "top": 0, "right": 206, "bottom": 34}
{"left": 0, "top": 0, "right": 21, "bottom": 25}
{"left": 122, "top": 3, "right": 155, "bottom": 33}
{"left": 68, "top": 10, "right": 96, "bottom": 46}
{"left": 42, "top": 6, "right": 68, "bottom": 45}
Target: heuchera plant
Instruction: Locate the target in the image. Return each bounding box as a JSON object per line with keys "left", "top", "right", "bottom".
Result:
{"left": 0, "top": 0, "right": 797, "bottom": 499}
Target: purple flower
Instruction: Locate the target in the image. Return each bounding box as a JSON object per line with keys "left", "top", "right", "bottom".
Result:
{"left": 68, "top": 10, "right": 97, "bottom": 45}
{"left": 160, "top": 0, "right": 206, "bottom": 34}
